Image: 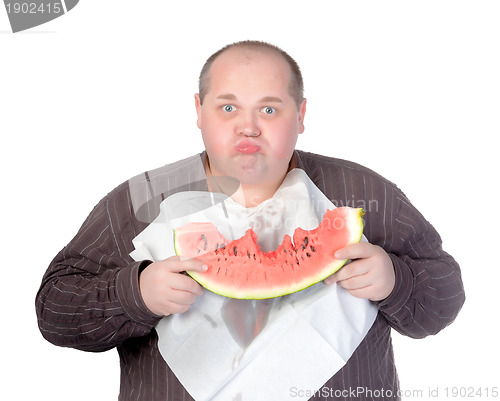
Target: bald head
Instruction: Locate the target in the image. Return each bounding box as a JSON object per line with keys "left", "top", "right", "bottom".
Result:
{"left": 198, "top": 41, "right": 304, "bottom": 109}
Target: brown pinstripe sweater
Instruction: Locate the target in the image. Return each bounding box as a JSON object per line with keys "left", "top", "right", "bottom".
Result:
{"left": 36, "top": 150, "right": 465, "bottom": 400}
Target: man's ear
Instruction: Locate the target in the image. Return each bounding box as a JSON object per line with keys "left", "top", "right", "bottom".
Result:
{"left": 195, "top": 93, "right": 202, "bottom": 129}
{"left": 298, "top": 98, "right": 307, "bottom": 134}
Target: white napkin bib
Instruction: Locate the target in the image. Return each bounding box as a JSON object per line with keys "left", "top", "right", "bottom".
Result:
{"left": 130, "top": 169, "right": 377, "bottom": 401}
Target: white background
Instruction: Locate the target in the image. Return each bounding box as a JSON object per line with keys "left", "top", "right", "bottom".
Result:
{"left": 1, "top": 1, "right": 499, "bottom": 399}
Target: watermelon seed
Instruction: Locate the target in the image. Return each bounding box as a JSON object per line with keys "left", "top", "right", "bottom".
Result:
{"left": 310, "top": 246, "right": 316, "bottom": 252}
{"left": 306, "top": 252, "right": 312, "bottom": 258}
{"left": 201, "top": 234, "right": 208, "bottom": 250}
{"left": 233, "top": 246, "right": 238, "bottom": 256}
{"left": 247, "top": 251, "right": 251, "bottom": 259}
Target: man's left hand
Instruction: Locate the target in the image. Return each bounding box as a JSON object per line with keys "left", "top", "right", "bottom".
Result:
{"left": 324, "top": 242, "right": 396, "bottom": 302}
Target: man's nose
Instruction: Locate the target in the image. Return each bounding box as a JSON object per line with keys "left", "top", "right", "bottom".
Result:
{"left": 237, "top": 112, "right": 261, "bottom": 137}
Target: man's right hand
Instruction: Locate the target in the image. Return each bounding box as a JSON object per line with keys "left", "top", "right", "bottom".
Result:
{"left": 139, "top": 256, "right": 207, "bottom": 316}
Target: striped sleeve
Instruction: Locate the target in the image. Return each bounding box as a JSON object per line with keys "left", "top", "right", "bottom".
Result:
{"left": 377, "top": 189, "right": 465, "bottom": 338}
{"left": 35, "top": 183, "right": 160, "bottom": 352}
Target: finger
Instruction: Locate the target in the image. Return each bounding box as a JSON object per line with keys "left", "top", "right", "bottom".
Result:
{"left": 166, "top": 286, "right": 203, "bottom": 305}
{"left": 323, "top": 259, "right": 351, "bottom": 285}
{"left": 162, "top": 300, "right": 192, "bottom": 315}
{"left": 336, "top": 272, "right": 372, "bottom": 291}
{"left": 161, "top": 256, "right": 208, "bottom": 273}
{"left": 169, "top": 273, "right": 205, "bottom": 296}
{"left": 324, "top": 266, "right": 348, "bottom": 285}
{"left": 335, "top": 242, "right": 375, "bottom": 261}
{"left": 345, "top": 286, "right": 376, "bottom": 300}
{"left": 327, "top": 259, "right": 371, "bottom": 283}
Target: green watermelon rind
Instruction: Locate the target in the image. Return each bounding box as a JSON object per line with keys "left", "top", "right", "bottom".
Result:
{"left": 187, "top": 258, "right": 350, "bottom": 300}
{"left": 183, "top": 208, "right": 364, "bottom": 299}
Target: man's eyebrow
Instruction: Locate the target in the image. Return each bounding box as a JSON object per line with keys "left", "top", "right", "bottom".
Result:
{"left": 216, "top": 93, "right": 238, "bottom": 101}
{"left": 259, "top": 96, "right": 283, "bottom": 103}
{"left": 215, "top": 94, "right": 284, "bottom": 103}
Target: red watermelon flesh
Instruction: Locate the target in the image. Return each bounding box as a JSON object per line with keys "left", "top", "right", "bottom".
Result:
{"left": 174, "top": 207, "right": 364, "bottom": 299}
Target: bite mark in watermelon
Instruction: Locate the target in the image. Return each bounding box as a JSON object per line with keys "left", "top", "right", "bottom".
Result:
{"left": 174, "top": 207, "right": 364, "bottom": 299}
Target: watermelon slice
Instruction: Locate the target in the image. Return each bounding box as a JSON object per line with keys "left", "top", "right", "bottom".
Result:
{"left": 174, "top": 207, "right": 364, "bottom": 299}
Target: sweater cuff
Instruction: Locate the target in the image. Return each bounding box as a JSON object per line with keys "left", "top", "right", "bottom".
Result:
{"left": 115, "top": 260, "right": 162, "bottom": 326}
{"left": 377, "top": 254, "right": 414, "bottom": 319}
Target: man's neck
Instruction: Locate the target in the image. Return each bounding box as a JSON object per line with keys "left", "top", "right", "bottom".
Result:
{"left": 231, "top": 184, "right": 279, "bottom": 208}
{"left": 204, "top": 156, "right": 295, "bottom": 207}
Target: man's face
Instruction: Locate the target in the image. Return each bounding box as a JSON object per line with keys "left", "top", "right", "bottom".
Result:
{"left": 195, "top": 48, "right": 306, "bottom": 190}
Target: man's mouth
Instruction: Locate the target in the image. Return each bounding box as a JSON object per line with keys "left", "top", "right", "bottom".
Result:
{"left": 235, "top": 139, "right": 261, "bottom": 154}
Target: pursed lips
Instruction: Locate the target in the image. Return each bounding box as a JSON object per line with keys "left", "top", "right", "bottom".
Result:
{"left": 234, "top": 139, "right": 261, "bottom": 154}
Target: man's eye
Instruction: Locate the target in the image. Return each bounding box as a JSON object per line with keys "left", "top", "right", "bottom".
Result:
{"left": 261, "top": 106, "right": 276, "bottom": 115}
{"left": 223, "top": 104, "right": 236, "bottom": 112}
